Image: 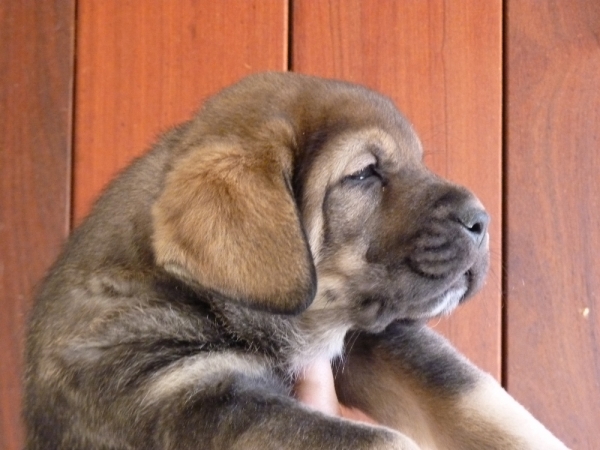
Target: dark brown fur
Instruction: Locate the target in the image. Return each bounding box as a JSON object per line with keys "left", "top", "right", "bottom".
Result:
{"left": 24, "top": 72, "right": 567, "bottom": 449}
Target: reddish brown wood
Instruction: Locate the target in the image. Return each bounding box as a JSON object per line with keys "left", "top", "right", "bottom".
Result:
{"left": 74, "top": 0, "right": 288, "bottom": 223}
{"left": 293, "top": 0, "right": 503, "bottom": 378}
{"left": 506, "top": 1, "right": 600, "bottom": 447}
{"left": 0, "top": 1, "right": 74, "bottom": 449}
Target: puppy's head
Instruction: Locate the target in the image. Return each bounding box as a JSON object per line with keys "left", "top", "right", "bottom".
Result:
{"left": 298, "top": 126, "right": 489, "bottom": 332}
{"left": 152, "top": 72, "right": 489, "bottom": 330}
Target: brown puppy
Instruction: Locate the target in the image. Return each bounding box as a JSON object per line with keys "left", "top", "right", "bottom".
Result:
{"left": 24, "top": 72, "right": 568, "bottom": 449}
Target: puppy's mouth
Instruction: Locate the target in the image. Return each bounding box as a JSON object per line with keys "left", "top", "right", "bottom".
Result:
{"left": 403, "top": 227, "right": 490, "bottom": 320}
{"left": 349, "top": 268, "right": 470, "bottom": 332}
{"left": 416, "top": 269, "right": 472, "bottom": 319}
{"left": 387, "top": 253, "right": 486, "bottom": 323}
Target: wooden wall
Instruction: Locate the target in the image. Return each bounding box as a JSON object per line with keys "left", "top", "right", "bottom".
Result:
{"left": 1, "top": 1, "right": 597, "bottom": 449}
{"left": 505, "top": 1, "right": 600, "bottom": 447}
{"left": 73, "top": 0, "right": 289, "bottom": 224}
{"left": 0, "top": 1, "right": 74, "bottom": 448}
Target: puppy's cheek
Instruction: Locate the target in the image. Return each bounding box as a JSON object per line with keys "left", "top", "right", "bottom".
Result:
{"left": 350, "top": 296, "right": 402, "bottom": 333}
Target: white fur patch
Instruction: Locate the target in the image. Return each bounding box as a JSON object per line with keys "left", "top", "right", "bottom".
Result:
{"left": 290, "top": 303, "right": 351, "bottom": 373}
{"left": 427, "top": 286, "right": 467, "bottom": 318}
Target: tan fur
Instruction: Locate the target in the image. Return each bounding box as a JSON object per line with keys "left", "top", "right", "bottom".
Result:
{"left": 335, "top": 325, "right": 570, "bottom": 450}
{"left": 452, "top": 377, "right": 569, "bottom": 450}
{"left": 299, "top": 128, "right": 407, "bottom": 261}
{"left": 144, "top": 352, "right": 269, "bottom": 404}
{"left": 153, "top": 139, "right": 314, "bottom": 314}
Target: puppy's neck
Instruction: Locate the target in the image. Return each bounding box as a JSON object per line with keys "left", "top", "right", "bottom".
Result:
{"left": 288, "top": 307, "right": 351, "bottom": 374}
{"left": 209, "top": 295, "right": 352, "bottom": 375}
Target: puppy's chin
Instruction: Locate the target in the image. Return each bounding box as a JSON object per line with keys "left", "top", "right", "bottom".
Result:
{"left": 416, "top": 284, "right": 466, "bottom": 320}
{"left": 348, "top": 273, "right": 470, "bottom": 332}
{"left": 410, "top": 247, "right": 489, "bottom": 321}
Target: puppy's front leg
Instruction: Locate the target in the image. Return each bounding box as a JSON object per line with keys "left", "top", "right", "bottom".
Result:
{"left": 335, "top": 323, "right": 569, "bottom": 450}
{"left": 147, "top": 368, "right": 420, "bottom": 450}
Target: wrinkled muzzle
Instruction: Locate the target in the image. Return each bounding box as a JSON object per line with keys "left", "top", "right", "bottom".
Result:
{"left": 362, "top": 170, "right": 490, "bottom": 325}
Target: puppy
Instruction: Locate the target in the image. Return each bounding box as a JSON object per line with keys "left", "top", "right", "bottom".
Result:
{"left": 24, "top": 72, "right": 568, "bottom": 449}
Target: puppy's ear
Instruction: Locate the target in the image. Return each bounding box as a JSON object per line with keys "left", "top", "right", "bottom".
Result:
{"left": 152, "top": 140, "right": 315, "bottom": 314}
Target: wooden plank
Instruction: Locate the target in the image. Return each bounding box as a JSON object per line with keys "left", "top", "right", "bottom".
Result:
{"left": 0, "top": 1, "right": 74, "bottom": 449}
{"left": 74, "top": 0, "right": 288, "bottom": 223}
{"left": 506, "top": 1, "right": 600, "bottom": 447}
{"left": 293, "top": 0, "right": 502, "bottom": 378}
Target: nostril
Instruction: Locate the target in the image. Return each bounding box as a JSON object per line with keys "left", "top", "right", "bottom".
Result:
{"left": 467, "top": 221, "right": 483, "bottom": 235}
{"left": 456, "top": 208, "right": 489, "bottom": 244}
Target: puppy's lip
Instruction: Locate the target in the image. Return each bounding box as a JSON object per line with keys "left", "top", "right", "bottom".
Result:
{"left": 423, "top": 273, "right": 469, "bottom": 318}
{"left": 406, "top": 268, "right": 476, "bottom": 321}
{"left": 405, "top": 243, "right": 489, "bottom": 293}
{"left": 460, "top": 268, "right": 477, "bottom": 303}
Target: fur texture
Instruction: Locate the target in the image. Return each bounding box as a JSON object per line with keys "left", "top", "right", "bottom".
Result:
{"left": 24, "top": 72, "right": 568, "bottom": 449}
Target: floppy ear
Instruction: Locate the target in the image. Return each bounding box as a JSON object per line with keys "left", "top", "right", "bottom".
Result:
{"left": 152, "top": 140, "right": 316, "bottom": 314}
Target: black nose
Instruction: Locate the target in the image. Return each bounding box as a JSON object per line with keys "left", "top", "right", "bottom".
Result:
{"left": 456, "top": 205, "right": 489, "bottom": 246}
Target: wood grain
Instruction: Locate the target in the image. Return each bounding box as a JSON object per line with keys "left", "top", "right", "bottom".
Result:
{"left": 293, "top": 0, "right": 503, "bottom": 378}
{"left": 0, "top": 2, "right": 74, "bottom": 449}
{"left": 74, "top": 0, "right": 288, "bottom": 223}
{"left": 506, "top": 1, "right": 600, "bottom": 447}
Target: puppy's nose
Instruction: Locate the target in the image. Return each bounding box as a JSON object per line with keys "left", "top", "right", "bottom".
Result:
{"left": 455, "top": 204, "right": 489, "bottom": 246}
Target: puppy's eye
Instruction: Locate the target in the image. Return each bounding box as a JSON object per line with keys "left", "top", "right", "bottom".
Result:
{"left": 346, "top": 164, "right": 379, "bottom": 181}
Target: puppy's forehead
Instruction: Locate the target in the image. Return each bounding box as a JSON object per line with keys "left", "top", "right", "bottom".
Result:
{"left": 296, "top": 123, "right": 422, "bottom": 265}
{"left": 307, "top": 126, "right": 422, "bottom": 183}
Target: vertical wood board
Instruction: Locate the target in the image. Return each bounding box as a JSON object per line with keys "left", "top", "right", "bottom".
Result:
{"left": 293, "top": 0, "right": 503, "bottom": 378}
{"left": 74, "top": 0, "right": 288, "bottom": 223}
{"left": 0, "top": 2, "right": 74, "bottom": 449}
{"left": 506, "top": 1, "right": 600, "bottom": 447}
